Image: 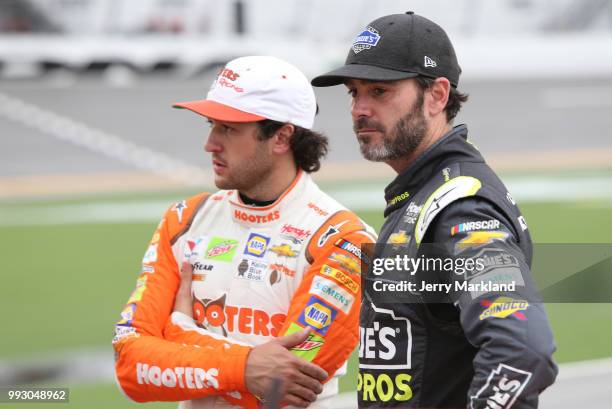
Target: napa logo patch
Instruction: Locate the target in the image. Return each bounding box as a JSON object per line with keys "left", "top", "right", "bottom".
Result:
{"left": 352, "top": 26, "right": 381, "bottom": 54}
{"left": 298, "top": 296, "right": 338, "bottom": 336}
{"left": 243, "top": 233, "right": 270, "bottom": 258}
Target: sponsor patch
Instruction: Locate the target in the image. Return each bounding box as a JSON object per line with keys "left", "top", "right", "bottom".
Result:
{"left": 335, "top": 238, "right": 367, "bottom": 262}
{"left": 470, "top": 364, "right": 532, "bottom": 409}
{"left": 280, "top": 224, "right": 311, "bottom": 243}
{"left": 359, "top": 304, "right": 412, "bottom": 369}
{"left": 317, "top": 221, "right": 348, "bottom": 247}
{"left": 184, "top": 236, "right": 206, "bottom": 259}
{"left": 117, "top": 303, "right": 137, "bottom": 327}
{"left": 243, "top": 233, "right": 270, "bottom": 258}
{"left": 479, "top": 297, "right": 528, "bottom": 321}
{"left": 205, "top": 237, "right": 239, "bottom": 262}
{"left": 141, "top": 264, "right": 155, "bottom": 274}
{"left": 269, "top": 243, "right": 298, "bottom": 258}
{"left": 309, "top": 275, "right": 355, "bottom": 314}
{"left": 456, "top": 231, "right": 509, "bottom": 252}
{"left": 150, "top": 231, "right": 161, "bottom": 245}
{"left": 193, "top": 261, "right": 213, "bottom": 273}
{"left": 171, "top": 200, "right": 188, "bottom": 224}
{"left": 233, "top": 209, "right": 279, "bottom": 224}
{"left": 127, "top": 276, "right": 148, "bottom": 304}
{"left": 329, "top": 252, "right": 361, "bottom": 275}
{"left": 403, "top": 202, "right": 423, "bottom": 224}
{"left": 193, "top": 294, "right": 286, "bottom": 337}
{"left": 298, "top": 297, "right": 338, "bottom": 336}
{"left": 415, "top": 176, "right": 482, "bottom": 244}
{"left": 352, "top": 26, "right": 381, "bottom": 54}
{"left": 285, "top": 323, "right": 325, "bottom": 361}
{"left": 236, "top": 259, "right": 267, "bottom": 282}
{"left": 142, "top": 243, "right": 158, "bottom": 264}
{"left": 308, "top": 202, "right": 329, "bottom": 217}
{"left": 466, "top": 248, "right": 525, "bottom": 297}
{"left": 320, "top": 264, "right": 359, "bottom": 294}
{"left": 112, "top": 325, "right": 138, "bottom": 345}
{"left": 388, "top": 230, "right": 410, "bottom": 246}
{"left": 136, "top": 363, "right": 219, "bottom": 390}
{"left": 269, "top": 263, "right": 296, "bottom": 278}
{"left": 389, "top": 191, "right": 410, "bottom": 206}
{"left": 451, "top": 219, "right": 501, "bottom": 236}
{"left": 517, "top": 216, "right": 529, "bottom": 231}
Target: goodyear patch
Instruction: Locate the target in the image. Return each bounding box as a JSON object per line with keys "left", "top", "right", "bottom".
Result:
{"left": 479, "top": 297, "right": 528, "bottom": 321}
{"left": 243, "top": 233, "right": 270, "bottom": 258}
{"left": 298, "top": 296, "right": 338, "bottom": 336}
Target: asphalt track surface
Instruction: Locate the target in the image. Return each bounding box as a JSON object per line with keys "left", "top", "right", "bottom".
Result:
{"left": 1, "top": 74, "right": 612, "bottom": 179}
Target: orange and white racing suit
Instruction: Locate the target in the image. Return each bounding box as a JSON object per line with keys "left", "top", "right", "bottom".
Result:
{"left": 113, "top": 170, "right": 376, "bottom": 408}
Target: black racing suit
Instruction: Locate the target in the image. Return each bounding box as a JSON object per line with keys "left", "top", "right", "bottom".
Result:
{"left": 358, "top": 125, "right": 557, "bottom": 408}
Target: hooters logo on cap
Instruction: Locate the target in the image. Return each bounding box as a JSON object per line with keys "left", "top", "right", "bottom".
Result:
{"left": 173, "top": 56, "right": 317, "bottom": 129}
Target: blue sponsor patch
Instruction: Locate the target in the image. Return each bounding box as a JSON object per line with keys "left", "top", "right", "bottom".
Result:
{"left": 352, "top": 26, "right": 381, "bottom": 54}
{"left": 117, "top": 303, "right": 136, "bottom": 327}
{"left": 298, "top": 296, "right": 338, "bottom": 336}
{"left": 243, "top": 233, "right": 270, "bottom": 258}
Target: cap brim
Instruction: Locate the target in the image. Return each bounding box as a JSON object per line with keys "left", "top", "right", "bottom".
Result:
{"left": 172, "top": 100, "right": 266, "bottom": 122}
{"left": 311, "top": 64, "right": 419, "bottom": 87}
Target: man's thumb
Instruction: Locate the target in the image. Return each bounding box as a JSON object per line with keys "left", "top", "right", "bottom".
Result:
{"left": 277, "top": 327, "right": 311, "bottom": 349}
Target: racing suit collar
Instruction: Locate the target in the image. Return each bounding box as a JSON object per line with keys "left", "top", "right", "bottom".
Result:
{"left": 383, "top": 124, "right": 483, "bottom": 217}
{"left": 229, "top": 169, "right": 309, "bottom": 227}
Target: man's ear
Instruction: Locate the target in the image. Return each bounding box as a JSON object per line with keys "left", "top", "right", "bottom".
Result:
{"left": 271, "top": 124, "right": 294, "bottom": 155}
{"left": 425, "top": 77, "right": 450, "bottom": 118}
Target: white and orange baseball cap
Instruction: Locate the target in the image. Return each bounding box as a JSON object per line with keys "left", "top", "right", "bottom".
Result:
{"left": 173, "top": 56, "right": 316, "bottom": 129}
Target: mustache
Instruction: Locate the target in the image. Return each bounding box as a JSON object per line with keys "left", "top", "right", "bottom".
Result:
{"left": 353, "top": 118, "right": 385, "bottom": 134}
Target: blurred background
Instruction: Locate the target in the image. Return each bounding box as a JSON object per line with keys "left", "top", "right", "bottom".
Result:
{"left": 0, "top": 0, "right": 611, "bottom": 408}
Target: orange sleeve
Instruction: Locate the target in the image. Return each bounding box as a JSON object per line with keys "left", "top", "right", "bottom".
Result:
{"left": 113, "top": 194, "right": 252, "bottom": 403}
{"left": 279, "top": 211, "right": 375, "bottom": 381}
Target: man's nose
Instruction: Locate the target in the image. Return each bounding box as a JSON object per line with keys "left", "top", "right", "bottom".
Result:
{"left": 204, "top": 133, "right": 221, "bottom": 153}
{"left": 351, "top": 96, "right": 373, "bottom": 120}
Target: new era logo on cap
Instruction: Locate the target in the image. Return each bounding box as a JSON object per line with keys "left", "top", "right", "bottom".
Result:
{"left": 424, "top": 56, "right": 437, "bottom": 68}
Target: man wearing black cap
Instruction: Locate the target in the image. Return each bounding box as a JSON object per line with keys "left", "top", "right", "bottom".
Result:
{"left": 312, "top": 12, "right": 558, "bottom": 409}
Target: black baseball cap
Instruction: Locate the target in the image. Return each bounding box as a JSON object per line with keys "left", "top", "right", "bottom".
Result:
{"left": 311, "top": 12, "right": 461, "bottom": 88}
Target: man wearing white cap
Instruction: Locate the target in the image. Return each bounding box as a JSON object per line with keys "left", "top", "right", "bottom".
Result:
{"left": 113, "top": 56, "right": 375, "bottom": 409}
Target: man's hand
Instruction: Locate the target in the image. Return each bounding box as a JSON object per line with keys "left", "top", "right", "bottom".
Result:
{"left": 246, "top": 328, "right": 328, "bottom": 408}
{"left": 173, "top": 262, "right": 194, "bottom": 316}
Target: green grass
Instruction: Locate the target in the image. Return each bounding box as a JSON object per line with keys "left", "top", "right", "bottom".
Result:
{"left": 1, "top": 198, "right": 611, "bottom": 407}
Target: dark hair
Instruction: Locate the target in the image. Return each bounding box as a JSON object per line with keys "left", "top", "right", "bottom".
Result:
{"left": 415, "top": 76, "right": 468, "bottom": 123}
{"left": 256, "top": 120, "right": 328, "bottom": 173}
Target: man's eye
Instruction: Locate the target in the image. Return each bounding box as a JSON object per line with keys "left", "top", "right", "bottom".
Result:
{"left": 347, "top": 89, "right": 357, "bottom": 98}
{"left": 373, "top": 88, "right": 386, "bottom": 96}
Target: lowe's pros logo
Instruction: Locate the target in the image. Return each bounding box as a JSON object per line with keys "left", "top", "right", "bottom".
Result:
{"left": 352, "top": 26, "right": 381, "bottom": 54}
